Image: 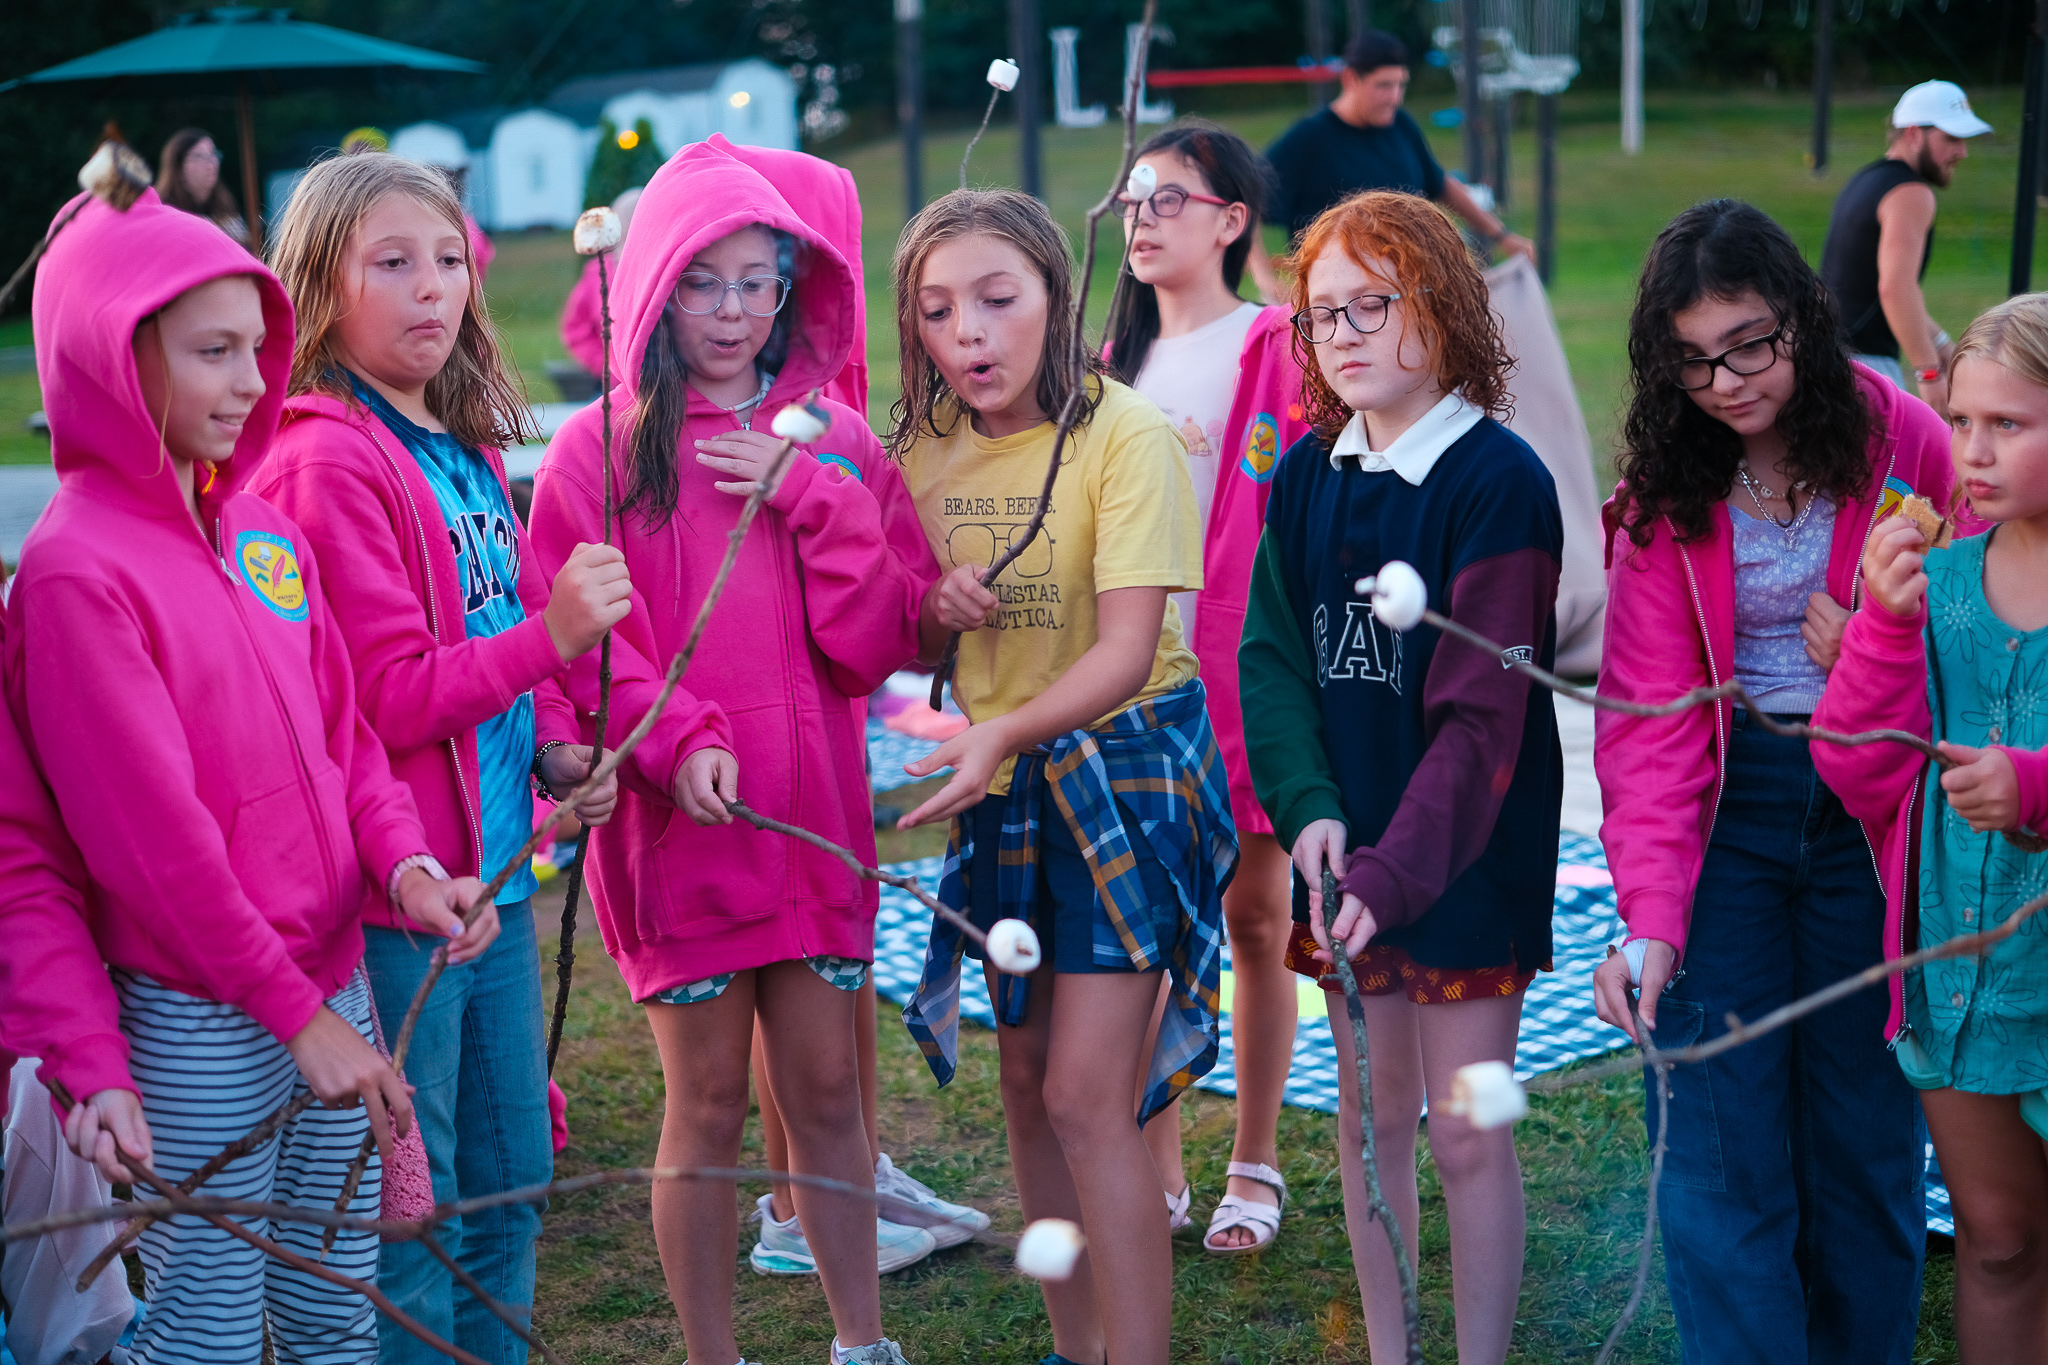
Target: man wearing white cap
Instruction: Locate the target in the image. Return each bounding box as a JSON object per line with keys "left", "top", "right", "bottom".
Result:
{"left": 1820, "top": 80, "right": 1993, "bottom": 416}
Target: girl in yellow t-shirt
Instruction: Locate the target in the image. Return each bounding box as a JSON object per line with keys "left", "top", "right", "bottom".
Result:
{"left": 889, "top": 188, "right": 1239, "bottom": 1365}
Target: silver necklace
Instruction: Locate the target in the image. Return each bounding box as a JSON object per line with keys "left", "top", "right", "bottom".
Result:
{"left": 1736, "top": 463, "right": 1815, "bottom": 547}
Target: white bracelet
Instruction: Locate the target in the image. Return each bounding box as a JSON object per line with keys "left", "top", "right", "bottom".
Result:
{"left": 386, "top": 853, "right": 450, "bottom": 905}
{"left": 1621, "top": 938, "right": 1649, "bottom": 988}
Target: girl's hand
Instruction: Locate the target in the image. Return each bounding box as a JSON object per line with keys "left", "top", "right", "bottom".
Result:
{"left": 1309, "top": 891, "right": 1378, "bottom": 966}
{"left": 1939, "top": 742, "right": 2023, "bottom": 832}
{"left": 1290, "top": 819, "right": 1349, "bottom": 916}
{"left": 397, "top": 869, "right": 498, "bottom": 963}
{"left": 1802, "top": 592, "right": 1850, "bottom": 672}
{"left": 282, "top": 1006, "right": 414, "bottom": 1163}
{"left": 1593, "top": 939, "right": 1677, "bottom": 1042}
{"left": 696, "top": 430, "right": 795, "bottom": 498}
{"left": 674, "top": 746, "right": 739, "bottom": 825}
{"left": 538, "top": 743, "right": 620, "bottom": 826}
{"left": 544, "top": 543, "right": 632, "bottom": 663}
{"left": 63, "top": 1087, "right": 152, "bottom": 1184}
{"left": 931, "top": 563, "right": 1000, "bottom": 633}
{"left": 897, "top": 719, "right": 1014, "bottom": 829}
{"left": 1862, "top": 516, "right": 1931, "bottom": 619}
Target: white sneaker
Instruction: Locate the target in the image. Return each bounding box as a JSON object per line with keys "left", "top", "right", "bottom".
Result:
{"left": 748, "top": 1191, "right": 937, "bottom": 1276}
{"left": 873, "top": 1152, "right": 991, "bottom": 1250}
{"left": 831, "top": 1338, "right": 914, "bottom": 1365}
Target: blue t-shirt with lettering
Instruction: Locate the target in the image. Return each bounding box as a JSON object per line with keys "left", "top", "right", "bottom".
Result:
{"left": 350, "top": 374, "right": 538, "bottom": 905}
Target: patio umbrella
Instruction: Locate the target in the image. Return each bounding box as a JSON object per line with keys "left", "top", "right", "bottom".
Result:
{"left": 0, "top": 7, "right": 484, "bottom": 250}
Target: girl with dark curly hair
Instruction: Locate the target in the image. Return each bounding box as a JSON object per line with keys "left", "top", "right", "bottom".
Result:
{"left": 1239, "top": 190, "right": 1562, "bottom": 1362}
{"left": 1591, "top": 198, "right": 1954, "bottom": 1364}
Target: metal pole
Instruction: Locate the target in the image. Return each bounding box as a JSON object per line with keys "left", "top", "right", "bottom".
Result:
{"left": 1622, "top": 0, "right": 1643, "bottom": 153}
{"left": 1538, "top": 91, "right": 1557, "bottom": 284}
{"left": 1459, "top": 0, "right": 1484, "bottom": 179}
{"left": 1010, "top": 0, "right": 1043, "bottom": 199}
{"left": 237, "top": 78, "right": 263, "bottom": 251}
{"left": 1347, "top": 0, "right": 1371, "bottom": 44}
{"left": 1811, "top": 0, "right": 1834, "bottom": 174}
{"left": 2013, "top": 0, "right": 2048, "bottom": 293}
{"left": 1308, "top": 0, "right": 1335, "bottom": 107}
{"left": 1493, "top": 93, "right": 1513, "bottom": 209}
{"left": 896, "top": 0, "right": 923, "bottom": 219}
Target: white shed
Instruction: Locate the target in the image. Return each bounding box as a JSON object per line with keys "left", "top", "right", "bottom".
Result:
{"left": 478, "top": 108, "right": 593, "bottom": 231}
{"left": 391, "top": 120, "right": 471, "bottom": 171}
{"left": 547, "top": 60, "right": 797, "bottom": 157}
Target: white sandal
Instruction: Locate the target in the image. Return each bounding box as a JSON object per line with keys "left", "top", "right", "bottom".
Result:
{"left": 1165, "top": 1182, "right": 1192, "bottom": 1231}
{"left": 1202, "top": 1161, "right": 1286, "bottom": 1257}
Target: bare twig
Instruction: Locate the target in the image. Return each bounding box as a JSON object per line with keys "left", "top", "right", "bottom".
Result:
{"left": 1324, "top": 869, "right": 1423, "bottom": 1365}
{"left": 959, "top": 87, "right": 1004, "bottom": 189}
{"left": 1595, "top": 1003, "right": 1670, "bottom": 1365}
{"left": 0, "top": 200, "right": 86, "bottom": 316}
{"left": 419, "top": 1224, "right": 563, "bottom": 1365}
{"left": 929, "top": 0, "right": 1159, "bottom": 712}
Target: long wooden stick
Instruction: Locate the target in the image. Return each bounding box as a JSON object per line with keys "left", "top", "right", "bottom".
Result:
{"left": 1594, "top": 1003, "right": 1671, "bottom": 1365}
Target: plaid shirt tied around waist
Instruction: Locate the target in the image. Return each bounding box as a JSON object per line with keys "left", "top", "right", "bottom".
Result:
{"left": 903, "top": 680, "right": 1239, "bottom": 1124}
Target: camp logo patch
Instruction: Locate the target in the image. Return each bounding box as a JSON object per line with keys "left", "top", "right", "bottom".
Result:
{"left": 1240, "top": 413, "right": 1280, "bottom": 483}
{"left": 817, "top": 452, "right": 863, "bottom": 482}
{"left": 235, "top": 530, "right": 308, "bottom": 622}
{"left": 1875, "top": 474, "right": 1914, "bottom": 521}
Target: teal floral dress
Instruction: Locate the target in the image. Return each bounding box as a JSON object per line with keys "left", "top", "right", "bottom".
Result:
{"left": 1899, "top": 531, "right": 2048, "bottom": 1132}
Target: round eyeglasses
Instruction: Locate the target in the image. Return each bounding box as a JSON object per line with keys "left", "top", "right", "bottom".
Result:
{"left": 674, "top": 271, "right": 791, "bottom": 317}
{"left": 1112, "top": 187, "right": 1232, "bottom": 219}
{"left": 1290, "top": 293, "right": 1403, "bottom": 344}
{"left": 1672, "top": 327, "right": 1784, "bottom": 391}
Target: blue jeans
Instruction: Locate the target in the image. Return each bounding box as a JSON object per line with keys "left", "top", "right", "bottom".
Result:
{"left": 1650, "top": 713, "right": 1924, "bottom": 1365}
{"left": 362, "top": 898, "right": 552, "bottom": 1365}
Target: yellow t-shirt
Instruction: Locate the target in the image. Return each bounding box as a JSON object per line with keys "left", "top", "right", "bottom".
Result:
{"left": 901, "top": 378, "right": 1204, "bottom": 792}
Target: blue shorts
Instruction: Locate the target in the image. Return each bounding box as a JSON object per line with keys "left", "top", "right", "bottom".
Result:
{"left": 959, "top": 794, "right": 1175, "bottom": 975}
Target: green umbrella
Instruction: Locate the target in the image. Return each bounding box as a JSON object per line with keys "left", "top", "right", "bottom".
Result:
{"left": 1, "top": 7, "right": 484, "bottom": 249}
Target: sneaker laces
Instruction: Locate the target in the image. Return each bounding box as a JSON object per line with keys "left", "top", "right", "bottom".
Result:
{"left": 832, "top": 1338, "right": 910, "bottom": 1365}
{"left": 875, "top": 1155, "right": 940, "bottom": 1203}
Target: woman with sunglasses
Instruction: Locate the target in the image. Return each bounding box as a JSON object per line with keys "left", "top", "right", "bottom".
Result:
{"left": 1103, "top": 119, "right": 1316, "bottom": 1257}
{"left": 1590, "top": 199, "right": 1953, "bottom": 1365}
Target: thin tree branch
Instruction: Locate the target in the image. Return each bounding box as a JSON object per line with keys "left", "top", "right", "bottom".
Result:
{"left": 418, "top": 1224, "right": 563, "bottom": 1365}
{"left": 959, "top": 87, "right": 1003, "bottom": 189}
{"left": 1595, "top": 1004, "right": 1670, "bottom": 1365}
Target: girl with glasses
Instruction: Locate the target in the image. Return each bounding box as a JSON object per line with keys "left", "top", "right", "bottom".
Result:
{"left": 1591, "top": 198, "right": 1954, "bottom": 1364}
{"left": 526, "top": 142, "right": 941, "bottom": 1365}
{"left": 1238, "top": 189, "right": 1562, "bottom": 1364}
{"left": 1103, "top": 119, "right": 1313, "bottom": 1258}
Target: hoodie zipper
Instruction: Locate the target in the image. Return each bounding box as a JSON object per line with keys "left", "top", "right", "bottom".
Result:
{"left": 1845, "top": 430, "right": 1902, "bottom": 881}
{"left": 1676, "top": 533, "right": 1729, "bottom": 844}
{"left": 364, "top": 427, "right": 486, "bottom": 878}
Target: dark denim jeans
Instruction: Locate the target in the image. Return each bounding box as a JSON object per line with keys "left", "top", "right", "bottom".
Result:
{"left": 362, "top": 898, "right": 552, "bottom": 1365}
{"left": 1650, "top": 713, "right": 1924, "bottom": 1365}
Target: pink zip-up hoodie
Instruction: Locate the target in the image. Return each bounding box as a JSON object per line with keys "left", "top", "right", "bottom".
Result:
{"left": 5, "top": 188, "right": 431, "bottom": 1045}
{"left": 526, "top": 142, "right": 938, "bottom": 999}
{"left": 254, "top": 391, "right": 560, "bottom": 911}
{"left": 1594, "top": 366, "right": 1954, "bottom": 959}
{"left": 1183, "top": 306, "right": 1315, "bottom": 836}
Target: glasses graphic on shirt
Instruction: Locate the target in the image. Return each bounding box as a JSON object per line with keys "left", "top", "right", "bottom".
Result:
{"left": 946, "top": 522, "right": 1056, "bottom": 581}
{"left": 673, "top": 272, "right": 792, "bottom": 317}
{"left": 1671, "top": 327, "right": 1785, "bottom": 391}
{"left": 1112, "top": 188, "right": 1232, "bottom": 219}
{"left": 1291, "top": 293, "right": 1404, "bottom": 344}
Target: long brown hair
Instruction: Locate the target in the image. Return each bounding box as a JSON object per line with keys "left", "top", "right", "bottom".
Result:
{"left": 268, "top": 151, "right": 534, "bottom": 450}
{"left": 156, "top": 128, "right": 241, "bottom": 224}
{"left": 886, "top": 188, "right": 1103, "bottom": 455}
{"left": 1286, "top": 190, "right": 1513, "bottom": 439}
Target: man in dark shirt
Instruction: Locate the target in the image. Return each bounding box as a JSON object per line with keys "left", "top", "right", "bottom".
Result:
{"left": 1819, "top": 80, "right": 1990, "bottom": 416}
{"left": 1250, "top": 31, "right": 1532, "bottom": 301}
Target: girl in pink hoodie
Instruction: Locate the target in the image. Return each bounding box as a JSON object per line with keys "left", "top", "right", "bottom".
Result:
{"left": 1814, "top": 294, "right": 2048, "bottom": 1358}
{"left": 257, "top": 151, "right": 630, "bottom": 1365}
{"left": 8, "top": 187, "right": 492, "bottom": 1365}
{"left": 1590, "top": 200, "right": 1951, "bottom": 1365}
{"left": 1103, "top": 118, "right": 1313, "bottom": 1257}
{"left": 526, "top": 142, "right": 939, "bottom": 1365}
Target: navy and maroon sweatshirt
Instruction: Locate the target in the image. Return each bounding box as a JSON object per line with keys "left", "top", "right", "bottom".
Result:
{"left": 1238, "top": 410, "right": 1563, "bottom": 972}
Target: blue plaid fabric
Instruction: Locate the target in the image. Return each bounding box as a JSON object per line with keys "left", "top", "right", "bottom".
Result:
{"left": 903, "top": 681, "right": 1238, "bottom": 1123}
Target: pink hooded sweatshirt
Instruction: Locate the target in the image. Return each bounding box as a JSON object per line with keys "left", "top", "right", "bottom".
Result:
{"left": 5, "top": 189, "right": 431, "bottom": 1046}
{"left": 527, "top": 141, "right": 938, "bottom": 998}
{"left": 561, "top": 258, "right": 606, "bottom": 377}
{"left": 1594, "top": 366, "right": 1954, "bottom": 961}
{"left": 1181, "top": 306, "right": 1314, "bottom": 836}
{"left": 253, "top": 389, "right": 560, "bottom": 910}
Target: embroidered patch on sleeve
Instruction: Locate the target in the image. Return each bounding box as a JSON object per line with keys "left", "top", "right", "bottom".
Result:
{"left": 817, "top": 453, "right": 863, "bottom": 482}
{"left": 235, "top": 530, "right": 309, "bottom": 622}
{"left": 1239, "top": 413, "right": 1279, "bottom": 483}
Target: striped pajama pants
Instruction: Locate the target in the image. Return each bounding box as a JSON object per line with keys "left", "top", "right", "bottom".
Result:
{"left": 114, "top": 969, "right": 382, "bottom": 1365}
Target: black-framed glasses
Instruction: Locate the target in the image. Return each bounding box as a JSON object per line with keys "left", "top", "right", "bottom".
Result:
{"left": 1113, "top": 187, "right": 1232, "bottom": 219}
{"left": 1290, "top": 293, "right": 1404, "bottom": 344}
{"left": 674, "top": 271, "right": 791, "bottom": 317}
{"left": 1672, "top": 327, "right": 1785, "bottom": 391}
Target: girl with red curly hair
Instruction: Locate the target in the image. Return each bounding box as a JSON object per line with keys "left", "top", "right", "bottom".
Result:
{"left": 1239, "top": 190, "right": 1563, "bottom": 1362}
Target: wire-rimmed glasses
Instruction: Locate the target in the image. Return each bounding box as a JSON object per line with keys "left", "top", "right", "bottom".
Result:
{"left": 1290, "top": 293, "right": 1404, "bottom": 344}
{"left": 673, "top": 272, "right": 792, "bottom": 317}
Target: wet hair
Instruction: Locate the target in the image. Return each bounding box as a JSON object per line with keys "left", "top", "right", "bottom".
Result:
{"left": 156, "top": 128, "right": 241, "bottom": 224}
{"left": 1344, "top": 31, "right": 1409, "bottom": 76}
{"left": 1613, "top": 199, "right": 1873, "bottom": 550}
{"left": 1285, "top": 190, "right": 1513, "bottom": 437}
{"left": 268, "top": 151, "right": 534, "bottom": 451}
{"left": 887, "top": 188, "right": 1103, "bottom": 455}
{"left": 1104, "top": 119, "right": 1271, "bottom": 382}
{"left": 622, "top": 224, "right": 801, "bottom": 528}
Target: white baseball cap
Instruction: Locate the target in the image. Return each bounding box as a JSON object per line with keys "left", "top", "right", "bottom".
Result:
{"left": 1891, "top": 80, "right": 1993, "bottom": 138}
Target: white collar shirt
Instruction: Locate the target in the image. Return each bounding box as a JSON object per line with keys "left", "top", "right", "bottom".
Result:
{"left": 1327, "top": 391, "right": 1485, "bottom": 485}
